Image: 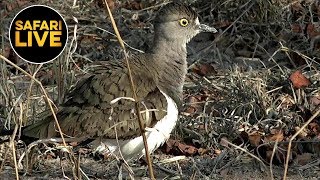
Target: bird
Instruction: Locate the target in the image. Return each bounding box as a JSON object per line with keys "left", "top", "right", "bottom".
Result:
{"left": 1, "top": 2, "right": 217, "bottom": 160}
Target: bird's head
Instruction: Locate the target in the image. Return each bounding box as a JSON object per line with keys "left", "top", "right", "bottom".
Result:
{"left": 153, "top": 2, "right": 217, "bottom": 44}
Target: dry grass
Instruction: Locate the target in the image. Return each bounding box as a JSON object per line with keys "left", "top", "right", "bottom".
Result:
{"left": 0, "top": 0, "right": 319, "bottom": 179}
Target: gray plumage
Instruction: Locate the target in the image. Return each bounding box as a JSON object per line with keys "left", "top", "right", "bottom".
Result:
{"left": 20, "top": 2, "right": 217, "bottom": 159}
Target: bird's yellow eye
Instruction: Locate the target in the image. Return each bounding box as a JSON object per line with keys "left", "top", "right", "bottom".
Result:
{"left": 179, "top": 18, "right": 189, "bottom": 27}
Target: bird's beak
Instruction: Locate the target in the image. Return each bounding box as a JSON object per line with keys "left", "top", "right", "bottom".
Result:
{"left": 198, "top": 24, "right": 217, "bottom": 33}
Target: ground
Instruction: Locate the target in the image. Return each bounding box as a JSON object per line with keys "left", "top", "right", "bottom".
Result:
{"left": 0, "top": 0, "right": 320, "bottom": 179}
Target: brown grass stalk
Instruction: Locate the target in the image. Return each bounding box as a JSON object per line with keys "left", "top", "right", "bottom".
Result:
{"left": 102, "top": 0, "right": 155, "bottom": 179}
{"left": 0, "top": 55, "right": 68, "bottom": 148}
{"left": 221, "top": 138, "right": 267, "bottom": 169}
{"left": 283, "top": 108, "right": 320, "bottom": 180}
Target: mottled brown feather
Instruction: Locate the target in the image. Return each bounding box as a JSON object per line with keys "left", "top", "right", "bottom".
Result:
{"left": 23, "top": 54, "right": 167, "bottom": 140}
{"left": 22, "top": 2, "right": 200, "bottom": 145}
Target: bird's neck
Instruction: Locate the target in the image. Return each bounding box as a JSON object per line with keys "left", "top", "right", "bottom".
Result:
{"left": 152, "top": 35, "right": 187, "bottom": 55}
{"left": 148, "top": 36, "right": 188, "bottom": 106}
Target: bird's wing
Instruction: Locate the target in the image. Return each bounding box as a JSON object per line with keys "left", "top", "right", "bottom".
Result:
{"left": 23, "top": 56, "right": 168, "bottom": 140}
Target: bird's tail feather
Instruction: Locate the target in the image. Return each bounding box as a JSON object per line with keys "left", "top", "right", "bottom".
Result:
{"left": 0, "top": 127, "right": 39, "bottom": 145}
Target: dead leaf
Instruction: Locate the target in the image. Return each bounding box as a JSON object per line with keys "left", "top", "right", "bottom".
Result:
{"left": 248, "top": 132, "right": 261, "bottom": 147}
{"left": 187, "top": 96, "right": 200, "bottom": 105}
{"left": 123, "top": 1, "right": 143, "bottom": 10}
{"left": 106, "top": 0, "right": 115, "bottom": 11}
{"left": 216, "top": 20, "right": 232, "bottom": 28}
{"left": 289, "top": 70, "right": 311, "bottom": 88}
{"left": 191, "top": 63, "right": 216, "bottom": 76}
{"left": 306, "top": 23, "right": 320, "bottom": 38}
{"left": 183, "top": 96, "right": 202, "bottom": 115}
{"left": 163, "top": 139, "right": 198, "bottom": 156}
{"left": 265, "top": 130, "right": 284, "bottom": 142}
{"left": 310, "top": 96, "right": 320, "bottom": 106}
{"left": 177, "top": 142, "right": 198, "bottom": 156}
{"left": 309, "top": 122, "right": 320, "bottom": 135}
{"left": 16, "top": 0, "right": 29, "bottom": 7}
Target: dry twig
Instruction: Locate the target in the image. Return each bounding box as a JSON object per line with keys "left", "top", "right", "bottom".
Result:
{"left": 283, "top": 108, "right": 320, "bottom": 180}
{"left": 102, "top": 0, "right": 155, "bottom": 179}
